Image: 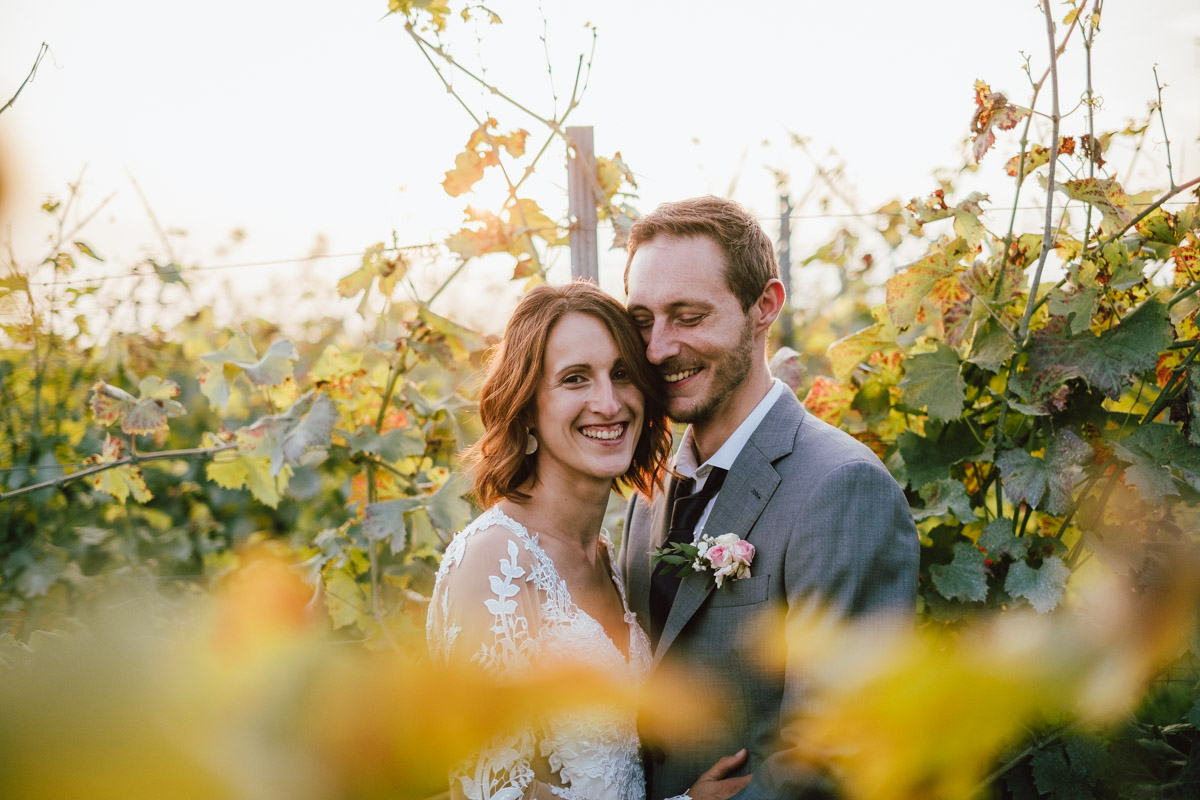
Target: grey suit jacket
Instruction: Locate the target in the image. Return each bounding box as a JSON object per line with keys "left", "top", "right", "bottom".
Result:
{"left": 620, "top": 390, "right": 919, "bottom": 800}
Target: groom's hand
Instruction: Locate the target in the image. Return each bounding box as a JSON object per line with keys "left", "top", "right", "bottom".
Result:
{"left": 687, "top": 748, "right": 752, "bottom": 800}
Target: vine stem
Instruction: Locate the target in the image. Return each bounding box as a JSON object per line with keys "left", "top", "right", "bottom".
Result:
{"left": 991, "top": 0, "right": 1064, "bottom": 453}
{"left": 0, "top": 42, "right": 48, "bottom": 117}
{"left": 0, "top": 442, "right": 236, "bottom": 501}
{"left": 1152, "top": 65, "right": 1175, "bottom": 191}
{"left": 1097, "top": 174, "right": 1200, "bottom": 249}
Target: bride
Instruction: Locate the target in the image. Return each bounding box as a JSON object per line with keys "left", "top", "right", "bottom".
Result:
{"left": 427, "top": 282, "right": 748, "bottom": 800}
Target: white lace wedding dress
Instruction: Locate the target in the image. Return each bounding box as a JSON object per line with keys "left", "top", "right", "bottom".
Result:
{"left": 428, "top": 505, "right": 652, "bottom": 800}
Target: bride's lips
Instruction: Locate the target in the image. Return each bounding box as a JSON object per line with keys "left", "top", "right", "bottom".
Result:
{"left": 579, "top": 422, "right": 630, "bottom": 442}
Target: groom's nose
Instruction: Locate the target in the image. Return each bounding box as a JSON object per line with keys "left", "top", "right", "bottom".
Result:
{"left": 644, "top": 321, "right": 679, "bottom": 365}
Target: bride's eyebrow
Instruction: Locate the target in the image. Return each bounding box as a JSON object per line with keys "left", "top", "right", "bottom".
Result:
{"left": 551, "top": 363, "right": 594, "bottom": 379}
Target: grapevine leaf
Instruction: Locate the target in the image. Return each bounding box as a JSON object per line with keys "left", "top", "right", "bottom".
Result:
{"left": 90, "top": 381, "right": 137, "bottom": 426}
{"left": 121, "top": 378, "right": 185, "bottom": 436}
{"left": 323, "top": 567, "right": 367, "bottom": 630}
{"left": 886, "top": 266, "right": 946, "bottom": 330}
{"left": 899, "top": 345, "right": 966, "bottom": 422}
{"left": 1190, "top": 366, "right": 1200, "bottom": 447}
{"left": 240, "top": 339, "right": 298, "bottom": 387}
{"left": 1172, "top": 230, "right": 1199, "bottom": 288}
{"left": 204, "top": 433, "right": 291, "bottom": 508}
{"left": 970, "top": 80, "right": 1029, "bottom": 163}
{"left": 1186, "top": 699, "right": 1200, "bottom": 729}
{"left": 73, "top": 240, "right": 104, "bottom": 261}
{"left": 967, "top": 319, "right": 1018, "bottom": 373}
{"left": 82, "top": 435, "right": 152, "bottom": 504}
{"left": 363, "top": 497, "right": 423, "bottom": 554}
{"left": 913, "top": 479, "right": 977, "bottom": 524}
{"left": 426, "top": 472, "right": 473, "bottom": 534}
{"left": 14, "top": 550, "right": 67, "bottom": 598}
{"left": 930, "top": 542, "right": 989, "bottom": 603}
{"left": 344, "top": 425, "right": 426, "bottom": 462}
{"left": 996, "top": 449, "right": 1047, "bottom": 509}
{"left": 310, "top": 344, "right": 365, "bottom": 385}
{"left": 1004, "top": 144, "right": 1051, "bottom": 183}
{"left": 827, "top": 323, "right": 898, "bottom": 381}
{"left": 406, "top": 507, "right": 440, "bottom": 553}
{"left": 1027, "top": 299, "right": 1172, "bottom": 401}
{"left": 198, "top": 334, "right": 258, "bottom": 410}
{"left": 897, "top": 426, "right": 981, "bottom": 489}
{"left": 977, "top": 518, "right": 1031, "bottom": 560}
{"left": 1005, "top": 557, "right": 1070, "bottom": 614}
{"left": 281, "top": 392, "right": 338, "bottom": 466}
{"left": 1054, "top": 177, "right": 1134, "bottom": 236}
{"left": 802, "top": 376, "right": 856, "bottom": 427}
{"left": 1112, "top": 422, "right": 1200, "bottom": 501}
{"left": 1047, "top": 287, "right": 1099, "bottom": 336}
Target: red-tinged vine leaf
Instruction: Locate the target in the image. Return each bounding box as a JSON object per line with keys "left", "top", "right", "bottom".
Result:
{"left": 1005, "top": 557, "right": 1070, "bottom": 614}
{"left": 90, "top": 378, "right": 185, "bottom": 436}
{"left": 1027, "top": 299, "right": 1173, "bottom": 401}
{"left": 769, "top": 347, "right": 805, "bottom": 393}
{"left": 930, "top": 541, "right": 989, "bottom": 603}
{"left": 827, "top": 323, "right": 899, "bottom": 382}
{"left": 363, "top": 497, "right": 424, "bottom": 555}
{"left": 1004, "top": 144, "right": 1051, "bottom": 183}
{"left": 337, "top": 243, "right": 409, "bottom": 314}
{"left": 803, "top": 376, "right": 856, "bottom": 427}
{"left": 1172, "top": 230, "right": 1199, "bottom": 288}
{"left": 885, "top": 238, "right": 973, "bottom": 330}
{"left": 977, "top": 518, "right": 1031, "bottom": 561}
{"left": 1055, "top": 177, "right": 1134, "bottom": 236}
{"left": 899, "top": 345, "right": 965, "bottom": 422}
{"left": 903, "top": 189, "right": 950, "bottom": 234}
{"left": 83, "top": 435, "right": 152, "bottom": 504}
{"left": 970, "top": 80, "right": 1029, "bottom": 164}
{"left": 912, "top": 479, "right": 977, "bottom": 524}
{"left": 90, "top": 381, "right": 137, "bottom": 426}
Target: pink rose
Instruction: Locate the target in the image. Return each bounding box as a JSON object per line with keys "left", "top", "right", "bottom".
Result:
{"left": 705, "top": 544, "right": 733, "bottom": 569}
{"left": 730, "top": 540, "right": 755, "bottom": 565}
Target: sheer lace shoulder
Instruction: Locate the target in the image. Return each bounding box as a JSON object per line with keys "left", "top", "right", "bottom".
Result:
{"left": 426, "top": 506, "right": 648, "bottom": 800}
{"left": 428, "top": 507, "right": 545, "bottom": 673}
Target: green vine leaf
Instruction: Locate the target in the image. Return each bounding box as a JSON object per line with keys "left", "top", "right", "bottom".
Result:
{"left": 1005, "top": 556, "right": 1070, "bottom": 613}
{"left": 913, "top": 479, "right": 977, "bottom": 524}
{"left": 1027, "top": 299, "right": 1172, "bottom": 403}
{"left": 90, "top": 378, "right": 186, "bottom": 436}
{"left": 363, "top": 497, "right": 424, "bottom": 554}
{"left": 900, "top": 345, "right": 966, "bottom": 422}
{"left": 1112, "top": 422, "right": 1200, "bottom": 501}
{"left": 977, "top": 518, "right": 1031, "bottom": 561}
{"left": 897, "top": 425, "right": 981, "bottom": 490}
{"left": 199, "top": 335, "right": 298, "bottom": 411}
{"left": 930, "top": 542, "right": 989, "bottom": 603}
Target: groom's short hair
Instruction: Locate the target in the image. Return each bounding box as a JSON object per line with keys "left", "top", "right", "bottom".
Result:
{"left": 623, "top": 195, "right": 780, "bottom": 311}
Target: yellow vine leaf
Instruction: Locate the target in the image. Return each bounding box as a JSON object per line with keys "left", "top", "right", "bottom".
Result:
{"left": 1055, "top": 177, "right": 1134, "bottom": 236}
{"left": 1172, "top": 230, "right": 1199, "bottom": 288}
{"left": 83, "top": 435, "right": 152, "bottom": 504}
{"left": 205, "top": 434, "right": 292, "bottom": 508}
{"left": 827, "top": 324, "right": 900, "bottom": 382}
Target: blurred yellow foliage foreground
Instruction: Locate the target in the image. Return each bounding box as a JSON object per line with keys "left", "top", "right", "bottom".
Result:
{"left": 1, "top": 547, "right": 1197, "bottom": 800}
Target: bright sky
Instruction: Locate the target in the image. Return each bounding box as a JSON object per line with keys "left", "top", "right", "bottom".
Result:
{"left": 2, "top": 0, "right": 1198, "bottom": 333}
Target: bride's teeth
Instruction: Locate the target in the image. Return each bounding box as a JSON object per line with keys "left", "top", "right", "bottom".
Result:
{"left": 581, "top": 424, "right": 625, "bottom": 441}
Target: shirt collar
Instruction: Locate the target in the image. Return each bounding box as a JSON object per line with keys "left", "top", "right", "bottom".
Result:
{"left": 673, "top": 379, "right": 787, "bottom": 484}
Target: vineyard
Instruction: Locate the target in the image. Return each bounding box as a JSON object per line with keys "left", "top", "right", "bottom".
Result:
{"left": 3, "top": 1, "right": 1200, "bottom": 798}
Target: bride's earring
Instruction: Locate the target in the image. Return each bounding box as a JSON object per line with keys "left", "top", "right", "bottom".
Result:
{"left": 525, "top": 430, "right": 538, "bottom": 455}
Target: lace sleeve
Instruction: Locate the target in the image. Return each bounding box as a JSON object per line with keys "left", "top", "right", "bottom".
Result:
{"left": 429, "top": 526, "right": 577, "bottom": 800}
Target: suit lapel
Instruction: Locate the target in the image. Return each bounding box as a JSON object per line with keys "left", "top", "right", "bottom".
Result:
{"left": 652, "top": 391, "right": 806, "bottom": 666}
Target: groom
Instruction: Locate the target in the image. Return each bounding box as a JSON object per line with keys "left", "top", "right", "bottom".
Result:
{"left": 619, "top": 196, "right": 919, "bottom": 800}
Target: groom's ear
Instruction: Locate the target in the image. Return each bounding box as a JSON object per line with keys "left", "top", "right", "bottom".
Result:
{"left": 751, "top": 278, "right": 785, "bottom": 334}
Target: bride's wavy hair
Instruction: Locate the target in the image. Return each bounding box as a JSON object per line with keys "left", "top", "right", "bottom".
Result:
{"left": 462, "top": 281, "right": 670, "bottom": 507}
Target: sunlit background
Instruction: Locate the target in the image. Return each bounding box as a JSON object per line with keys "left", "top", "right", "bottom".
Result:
{"left": 3, "top": 0, "right": 1198, "bottom": 332}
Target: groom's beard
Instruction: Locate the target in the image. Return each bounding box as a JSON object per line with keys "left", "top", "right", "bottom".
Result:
{"left": 669, "top": 315, "right": 755, "bottom": 426}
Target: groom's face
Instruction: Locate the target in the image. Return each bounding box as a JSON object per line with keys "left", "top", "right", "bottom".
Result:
{"left": 625, "top": 235, "right": 754, "bottom": 426}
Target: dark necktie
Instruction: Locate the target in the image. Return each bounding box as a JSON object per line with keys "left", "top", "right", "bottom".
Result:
{"left": 649, "top": 467, "right": 728, "bottom": 647}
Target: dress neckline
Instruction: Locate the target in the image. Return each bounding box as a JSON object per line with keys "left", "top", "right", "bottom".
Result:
{"left": 484, "top": 505, "right": 640, "bottom": 663}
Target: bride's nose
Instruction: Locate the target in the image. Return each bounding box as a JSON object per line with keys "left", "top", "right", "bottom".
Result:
{"left": 588, "top": 377, "right": 622, "bottom": 416}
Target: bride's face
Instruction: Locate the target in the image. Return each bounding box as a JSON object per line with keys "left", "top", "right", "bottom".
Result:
{"left": 531, "top": 312, "right": 645, "bottom": 486}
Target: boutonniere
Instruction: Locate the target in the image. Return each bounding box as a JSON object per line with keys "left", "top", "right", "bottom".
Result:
{"left": 652, "top": 532, "right": 755, "bottom": 589}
